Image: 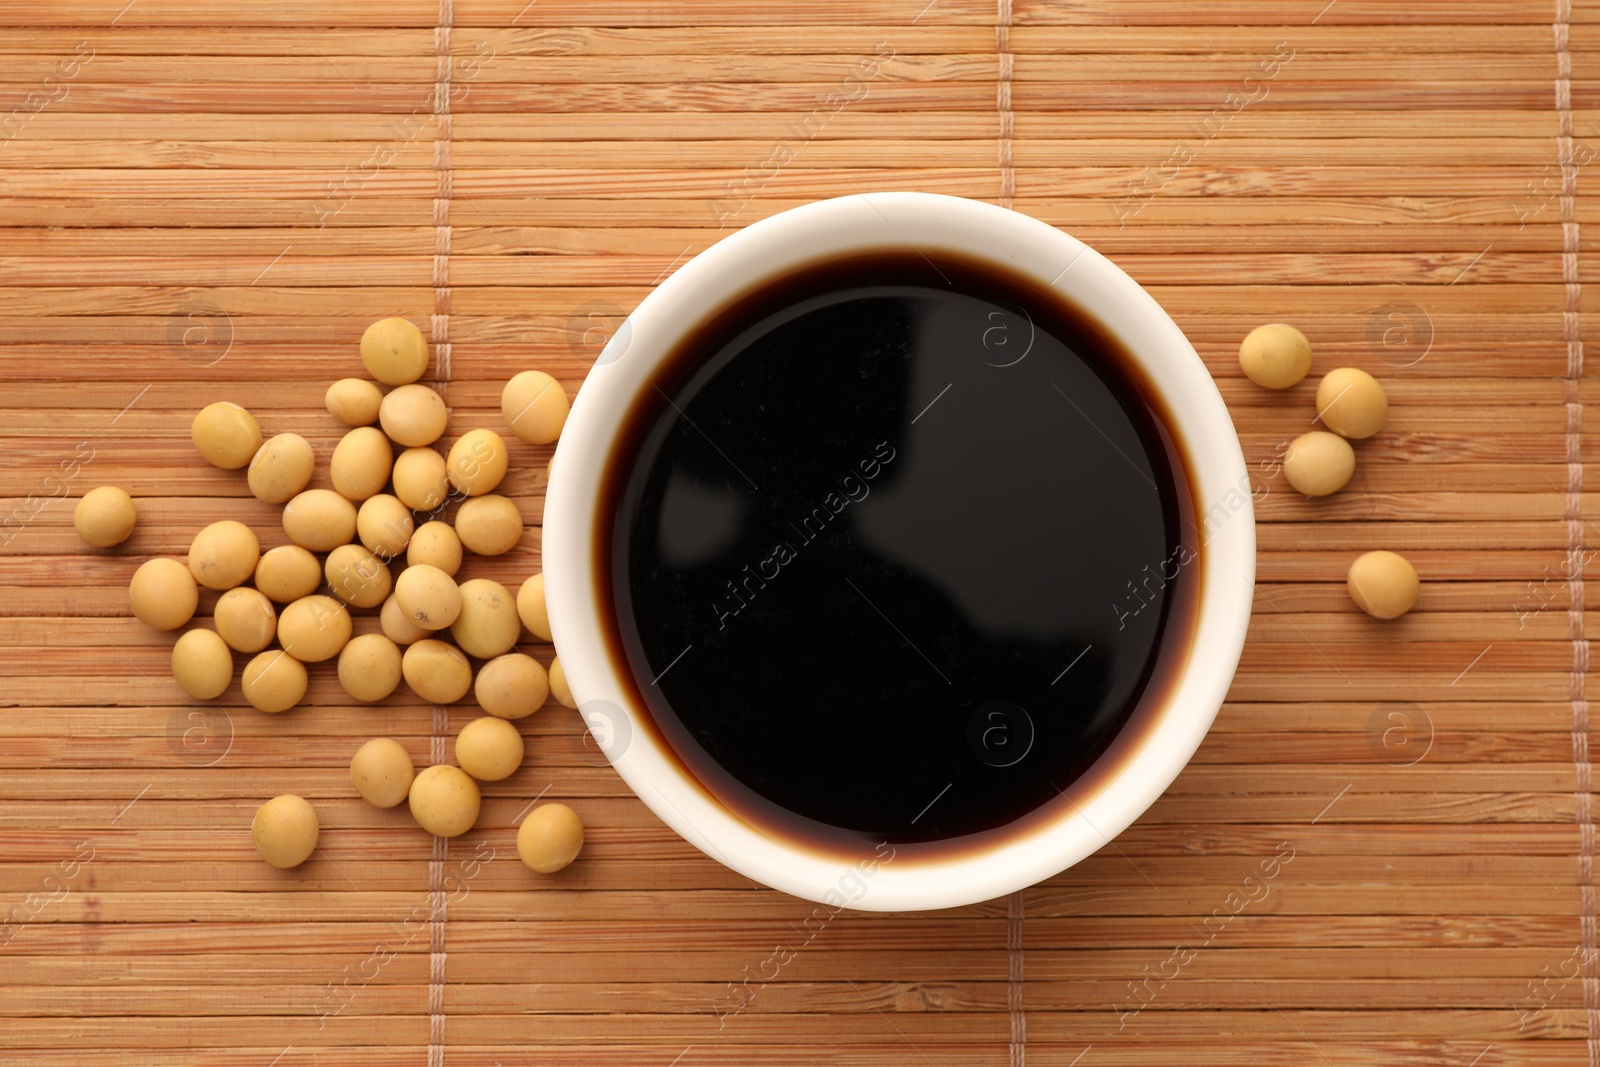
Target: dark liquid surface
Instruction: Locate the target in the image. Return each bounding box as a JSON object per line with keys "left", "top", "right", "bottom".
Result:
{"left": 598, "top": 250, "right": 1198, "bottom": 855}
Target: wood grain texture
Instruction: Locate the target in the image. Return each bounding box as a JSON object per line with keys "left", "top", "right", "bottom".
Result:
{"left": 0, "top": 0, "right": 1592, "bottom": 1065}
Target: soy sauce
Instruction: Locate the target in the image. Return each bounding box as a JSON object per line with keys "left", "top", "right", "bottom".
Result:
{"left": 595, "top": 250, "right": 1200, "bottom": 858}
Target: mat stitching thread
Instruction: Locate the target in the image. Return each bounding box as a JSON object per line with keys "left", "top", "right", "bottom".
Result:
{"left": 996, "top": 5, "right": 1023, "bottom": 1062}
{"left": 1554, "top": 2, "right": 1596, "bottom": 1062}
{"left": 428, "top": 4, "right": 454, "bottom": 1065}
{"left": 431, "top": 6, "right": 454, "bottom": 398}
{"left": 996, "top": 0, "right": 1014, "bottom": 209}
{"left": 1007, "top": 890, "right": 1026, "bottom": 1066}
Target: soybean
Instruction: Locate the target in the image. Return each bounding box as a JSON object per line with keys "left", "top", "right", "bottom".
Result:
{"left": 516, "top": 573, "right": 551, "bottom": 642}
{"left": 330, "top": 426, "right": 393, "bottom": 502}
{"left": 247, "top": 433, "right": 315, "bottom": 504}
{"left": 242, "top": 650, "right": 308, "bottom": 713}
{"left": 379, "top": 384, "right": 449, "bottom": 448}
{"left": 326, "top": 377, "right": 384, "bottom": 427}
{"left": 454, "top": 716, "right": 525, "bottom": 782}
{"left": 338, "top": 633, "right": 404, "bottom": 702}
{"left": 255, "top": 545, "right": 323, "bottom": 603}
{"left": 282, "top": 489, "right": 358, "bottom": 552}
{"left": 1239, "top": 324, "right": 1312, "bottom": 390}
{"left": 252, "top": 795, "right": 319, "bottom": 868}
{"left": 402, "top": 639, "right": 473, "bottom": 704}
{"left": 360, "top": 317, "right": 429, "bottom": 386}
{"left": 214, "top": 587, "right": 277, "bottom": 653}
{"left": 407, "top": 520, "right": 462, "bottom": 576}
{"left": 129, "top": 558, "right": 199, "bottom": 631}
{"left": 350, "top": 738, "right": 414, "bottom": 808}
{"left": 1348, "top": 550, "right": 1420, "bottom": 620}
{"left": 475, "top": 653, "right": 549, "bottom": 720}
{"left": 277, "top": 595, "right": 352, "bottom": 663}
{"left": 455, "top": 494, "right": 522, "bottom": 557}
{"left": 380, "top": 593, "right": 432, "bottom": 646}
{"left": 74, "top": 486, "right": 136, "bottom": 548}
{"left": 325, "top": 543, "right": 392, "bottom": 609}
{"left": 188, "top": 519, "right": 260, "bottom": 591}
{"left": 1283, "top": 431, "right": 1356, "bottom": 497}
{"left": 548, "top": 655, "right": 575, "bottom": 709}
{"left": 192, "top": 401, "right": 261, "bottom": 469}
{"left": 357, "top": 494, "right": 414, "bottom": 559}
{"left": 451, "top": 578, "right": 519, "bottom": 659}
{"left": 517, "top": 803, "right": 583, "bottom": 873}
{"left": 171, "top": 628, "right": 233, "bottom": 700}
{"left": 408, "top": 765, "right": 480, "bottom": 838}
{"left": 501, "top": 370, "right": 569, "bottom": 445}
{"left": 394, "top": 564, "right": 461, "bottom": 631}
{"left": 392, "top": 447, "right": 449, "bottom": 512}
{"left": 446, "top": 428, "right": 508, "bottom": 497}
{"left": 1316, "top": 367, "right": 1388, "bottom": 440}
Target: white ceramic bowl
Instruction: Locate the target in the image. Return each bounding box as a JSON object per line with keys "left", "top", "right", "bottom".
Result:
{"left": 544, "top": 192, "right": 1254, "bottom": 912}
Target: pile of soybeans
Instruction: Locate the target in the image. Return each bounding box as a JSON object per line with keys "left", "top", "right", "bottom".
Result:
{"left": 1238, "top": 322, "right": 1420, "bottom": 621}
{"left": 75, "top": 318, "right": 584, "bottom": 874}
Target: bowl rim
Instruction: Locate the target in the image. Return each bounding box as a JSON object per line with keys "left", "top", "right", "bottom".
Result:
{"left": 543, "top": 192, "right": 1256, "bottom": 912}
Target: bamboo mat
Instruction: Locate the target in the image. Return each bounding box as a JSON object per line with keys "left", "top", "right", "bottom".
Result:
{"left": 0, "top": 0, "right": 1595, "bottom": 1063}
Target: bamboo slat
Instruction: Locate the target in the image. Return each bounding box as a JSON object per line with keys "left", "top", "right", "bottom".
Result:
{"left": 0, "top": 0, "right": 1593, "bottom": 1065}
